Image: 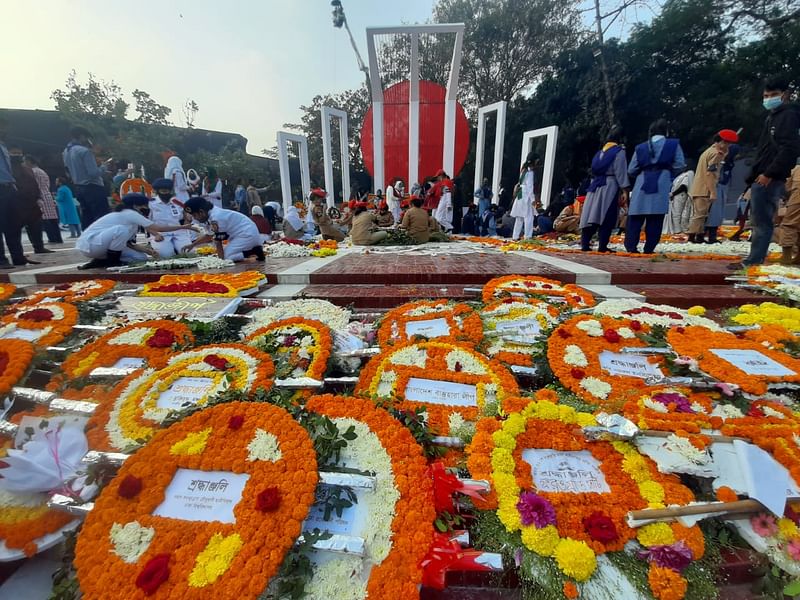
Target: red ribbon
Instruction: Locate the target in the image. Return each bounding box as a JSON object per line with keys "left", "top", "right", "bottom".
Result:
{"left": 428, "top": 462, "right": 486, "bottom": 513}
{"left": 420, "top": 533, "right": 494, "bottom": 589}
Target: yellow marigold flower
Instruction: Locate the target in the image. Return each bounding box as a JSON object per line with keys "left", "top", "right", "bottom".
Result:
{"left": 170, "top": 427, "right": 212, "bottom": 455}
{"left": 575, "top": 412, "right": 596, "bottom": 427}
{"left": 492, "top": 430, "right": 517, "bottom": 450}
{"left": 498, "top": 506, "right": 523, "bottom": 532}
{"left": 188, "top": 533, "right": 243, "bottom": 587}
{"left": 558, "top": 405, "right": 579, "bottom": 424}
{"left": 687, "top": 305, "right": 706, "bottom": 316}
{"left": 637, "top": 522, "right": 675, "bottom": 547}
{"left": 491, "top": 447, "right": 516, "bottom": 473}
{"left": 779, "top": 518, "right": 799, "bottom": 539}
{"left": 638, "top": 481, "right": 665, "bottom": 504}
{"left": 554, "top": 538, "right": 597, "bottom": 582}
{"left": 505, "top": 413, "right": 526, "bottom": 436}
{"left": 521, "top": 524, "right": 560, "bottom": 556}
{"left": 536, "top": 401, "right": 560, "bottom": 421}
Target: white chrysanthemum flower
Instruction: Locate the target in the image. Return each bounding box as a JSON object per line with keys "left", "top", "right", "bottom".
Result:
{"left": 244, "top": 300, "right": 351, "bottom": 333}
{"left": 761, "top": 405, "right": 786, "bottom": 419}
{"left": 643, "top": 397, "right": 669, "bottom": 413}
{"left": 445, "top": 349, "right": 487, "bottom": 374}
{"left": 710, "top": 404, "right": 745, "bottom": 420}
{"left": 109, "top": 521, "right": 155, "bottom": 563}
{"left": 563, "top": 344, "right": 588, "bottom": 367}
{"left": 389, "top": 346, "right": 427, "bottom": 367}
{"left": 690, "top": 402, "right": 708, "bottom": 414}
{"left": 579, "top": 376, "right": 611, "bottom": 399}
{"left": 575, "top": 319, "right": 604, "bottom": 337}
{"left": 247, "top": 429, "right": 282, "bottom": 462}
{"left": 618, "top": 327, "right": 635, "bottom": 339}
{"left": 664, "top": 434, "right": 710, "bottom": 465}
{"left": 376, "top": 370, "right": 397, "bottom": 397}
{"left": 0, "top": 488, "right": 45, "bottom": 509}
{"left": 108, "top": 327, "right": 152, "bottom": 346}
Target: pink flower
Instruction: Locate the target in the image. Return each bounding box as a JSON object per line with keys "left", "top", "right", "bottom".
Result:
{"left": 786, "top": 539, "right": 800, "bottom": 561}
{"left": 516, "top": 490, "right": 556, "bottom": 528}
{"left": 750, "top": 513, "right": 778, "bottom": 537}
{"left": 714, "top": 382, "right": 740, "bottom": 397}
{"left": 638, "top": 541, "right": 693, "bottom": 572}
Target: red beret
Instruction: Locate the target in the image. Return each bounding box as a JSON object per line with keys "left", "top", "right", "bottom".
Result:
{"left": 718, "top": 129, "right": 738, "bottom": 143}
{"left": 310, "top": 187, "right": 327, "bottom": 198}
{"left": 355, "top": 201, "right": 369, "bottom": 209}
{"left": 379, "top": 201, "right": 388, "bottom": 210}
{"left": 435, "top": 169, "right": 446, "bottom": 177}
{"left": 348, "top": 199, "right": 357, "bottom": 209}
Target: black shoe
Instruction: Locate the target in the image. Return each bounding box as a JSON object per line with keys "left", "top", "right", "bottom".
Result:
{"left": 78, "top": 258, "right": 109, "bottom": 270}
{"left": 13, "top": 256, "right": 40, "bottom": 265}
{"left": 105, "top": 250, "right": 124, "bottom": 268}
{"left": 727, "top": 262, "right": 748, "bottom": 271}
{"left": 34, "top": 248, "right": 56, "bottom": 254}
{"left": 0, "top": 262, "right": 13, "bottom": 269}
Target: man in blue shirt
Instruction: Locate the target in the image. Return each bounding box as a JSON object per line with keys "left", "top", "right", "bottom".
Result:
{"left": 0, "top": 118, "right": 25, "bottom": 268}
{"left": 63, "top": 126, "right": 112, "bottom": 227}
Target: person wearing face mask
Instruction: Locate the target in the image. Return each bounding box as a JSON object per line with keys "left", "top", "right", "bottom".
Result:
{"left": 76, "top": 193, "right": 193, "bottom": 269}
{"left": 148, "top": 178, "right": 193, "bottom": 258}
{"left": 731, "top": 77, "right": 800, "bottom": 269}
{"left": 62, "top": 126, "right": 113, "bottom": 227}
{"left": 181, "top": 197, "right": 265, "bottom": 262}
{"left": 687, "top": 129, "right": 738, "bottom": 243}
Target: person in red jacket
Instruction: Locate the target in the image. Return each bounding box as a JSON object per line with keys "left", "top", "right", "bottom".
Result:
{"left": 424, "top": 169, "right": 453, "bottom": 211}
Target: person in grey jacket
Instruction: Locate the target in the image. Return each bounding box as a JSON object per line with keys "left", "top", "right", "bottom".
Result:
{"left": 63, "top": 126, "right": 112, "bottom": 227}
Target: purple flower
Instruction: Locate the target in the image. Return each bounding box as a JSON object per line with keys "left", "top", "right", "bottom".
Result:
{"left": 651, "top": 392, "right": 694, "bottom": 413}
{"left": 638, "top": 541, "right": 693, "bottom": 572}
{"left": 516, "top": 490, "right": 556, "bottom": 528}
{"left": 514, "top": 548, "right": 523, "bottom": 568}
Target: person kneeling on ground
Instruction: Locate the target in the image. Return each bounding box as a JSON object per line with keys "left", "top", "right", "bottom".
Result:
{"left": 77, "top": 193, "right": 192, "bottom": 269}
{"left": 311, "top": 189, "right": 346, "bottom": 241}
{"left": 400, "top": 196, "right": 431, "bottom": 244}
{"left": 149, "top": 178, "right": 193, "bottom": 258}
{"left": 182, "top": 197, "right": 265, "bottom": 262}
{"left": 350, "top": 202, "right": 388, "bottom": 246}
{"left": 553, "top": 204, "right": 581, "bottom": 234}
{"left": 376, "top": 201, "right": 395, "bottom": 228}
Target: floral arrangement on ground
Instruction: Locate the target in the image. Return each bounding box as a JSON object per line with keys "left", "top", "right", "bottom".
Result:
{"left": 376, "top": 299, "right": 483, "bottom": 347}
{"left": 244, "top": 317, "right": 333, "bottom": 381}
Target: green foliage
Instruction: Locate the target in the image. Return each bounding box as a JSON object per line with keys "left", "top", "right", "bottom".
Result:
{"left": 261, "top": 529, "right": 332, "bottom": 600}
{"left": 388, "top": 404, "right": 447, "bottom": 459}
{"left": 51, "top": 70, "right": 129, "bottom": 120}
{"left": 315, "top": 484, "right": 358, "bottom": 521}
{"left": 48, "top": 529, "right": 80, "bottom": 600}
{"left": 132, "top": 89, "right": 172, "bottom": 125}
{"left": 182, "top": 316, "right": 248, "bottom": 346}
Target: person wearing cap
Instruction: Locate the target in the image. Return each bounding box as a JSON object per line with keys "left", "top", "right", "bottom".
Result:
{"left": 350, "top": 202, "right": 387, "bottom": 246}
{"left": 687, "top": 130, "right": 737, "bottom": 243}
{"left": 385, "top": 179, "right": 404, "bottom": 223}
{"left": 376, "top": 201, "right": 395, "bottom": 228}
{"left": 708, "top": 134, "right": 741, "bottom": 243}
{"left": 148, "top": 178, "right": 193, "bottom": 258}
{"left": 182, "top": 197, "right": 264, "bottom": 261}
{"left": 424, "top": 169, "right": 452, "bottom": 211}
{"left": 310, "top": 188, "right": 345, "bottom": 242}
{"left": 76, "top": 193, "right": 193, "bottom": 269}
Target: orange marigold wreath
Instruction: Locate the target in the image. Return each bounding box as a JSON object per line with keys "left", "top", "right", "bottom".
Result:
{"left": 376, "top": 299, "right": 483, "bottom": 347}
{"left": 21, "top": 279, "right": 116, "bottom": 304}
{"left": 244, "top": 317, "right": 333, "bottom": 381}
{"left": 0, "top": 301, "right": 79, "bottom": 348}
{"left": 481, "top": 275, "right": 595, "bottom": 309}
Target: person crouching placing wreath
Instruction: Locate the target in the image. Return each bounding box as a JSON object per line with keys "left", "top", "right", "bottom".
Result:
{"left": 76, "top": 193, "right": 194, "bottom": 269}
{"left": 182, "top": 196, "right": 265, "bottom": 262}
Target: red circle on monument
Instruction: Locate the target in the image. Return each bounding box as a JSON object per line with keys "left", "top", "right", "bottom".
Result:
{"left": 360, "top": 80, "right": 470, "bottom": 187}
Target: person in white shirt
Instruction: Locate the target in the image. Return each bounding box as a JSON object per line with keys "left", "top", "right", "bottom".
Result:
{"left": 202, "top": 166, "right": 223, "bottom": 208}
{"left": 76, "top": 193, "right": 192, "bottom": 269}
{"left": 164, "top": 155, "right": 192, "bottom": 203}
{"left": 510, "top": 153, "right": 538, "bottom": 240}
{"left": 385, "top": 179, "right": 404, "bottom": 223}
{"left": 149, "top": 178, "right": 193, "bottom": 258}
{"left": 182, "top": 197, "right": 264, "bottom": 261}
{"left": 434, "top": 185, "right": 454, "bottom": 233}
{"left": 266, "top": 200, "right": 283, "bottom": 219}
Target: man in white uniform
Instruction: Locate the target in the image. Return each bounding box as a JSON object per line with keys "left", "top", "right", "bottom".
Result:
{"left": 76, "top": 193, "right": 193, "bottom": 269}
{"left": 511, "top": 154, "right": 538, "bottom": 239}
{"left": 434, "top": 185, "right": 454, "bottom": 233}
{"left": 149, "top": 178, "right": 193, "bottom": 258}
{"left": 385, "top": 179, "right": 404, "bottom": 224}
{"left": 182, "top": 197, "right": 264, "bottom": 262}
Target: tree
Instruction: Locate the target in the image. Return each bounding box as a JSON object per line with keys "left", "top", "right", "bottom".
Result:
{"left": 182, "top": 99, "right": 199, "bottom": 128}
{"left": 132, "top": 89, "right": 172, "bottom": 125}
{"left": 433, "top": 0, "right": 583, "bottom": 107}
{"left": 51, "top": 70, "right": 129, "bottom": 119}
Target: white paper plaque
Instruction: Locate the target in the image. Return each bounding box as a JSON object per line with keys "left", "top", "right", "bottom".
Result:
{"left": 522, "top": 449, "right": 611, "bottom": 494}
{"left": 118, "top": 296, "right": 241, "bottom": 320}
{"left": 1, "top": 328, "right": 45, "bottom": 342}
{"left": 405, "top": 318, "right": 451, "bottom": 338}
{"left": 156, "top": 377, "right": 216, "bottom": 410}
{"left": 111, "top": 357, "right": 147, "bottom": 369}
{"left": 495, "top": 318, "right": 541, "bottom": 342}
{"left": 152, "top": 469, "right": 249, "bottom": 523}
{"left": 404, "top": 378, "right": 477, "bottom": 407}
{"left": 710, "top": 349, "right": 796, "bottom": 377}
{"left": 599, "top": 351, "right": 663, "bottom": 379}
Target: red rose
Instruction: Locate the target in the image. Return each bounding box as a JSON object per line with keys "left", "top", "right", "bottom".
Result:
{"left": 747, "top": 405, "right": 764, "bottom": 418}
{"left": 146, "top": 328, "right": 176, "bottom": 348}
{"left": 542, "top": 284, "right": 553, "bottom": 289}
{"left": 557, "top": 328, "right": 571, "bottom": 339}
{"left": 203, "top": 355, "right": 229, "bottom": 370}
{"left": 583, "top": 512, "right": 619, "bottom": 543}
{"left": 118, "top": 474, "right": 142, "bottom": 499}
{"left": 135, "top": 554, "right": 170, "bottom": 596}
{"left": 19, "top": 308, "right": 54, "bottom": 322}
{"left": 256, "top": 487, "right": 281, "bottom": 512}
{"left": 676, "top": 327, "right": 685, "bottom": 334}
{"left": 630, "top": 320, "right": 642, "bottom": 331}
{"left": 454, "top": 361, "right": 463, "bottom": 372}
{"left": 570, "top": 368, "right": 585, "bottom": 379}
{"left": 150, "top": 281, "right": 229, "bottom": 294}
{"left": 228, "top": 415, "right": 244, "bottom": 430}
{"left": 603, "top": 329, "right": 621, "bottom": 343}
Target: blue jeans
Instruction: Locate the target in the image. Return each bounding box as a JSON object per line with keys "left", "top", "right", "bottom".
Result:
{"left": 745, "top": 180, "right": 785, "bottom": 265}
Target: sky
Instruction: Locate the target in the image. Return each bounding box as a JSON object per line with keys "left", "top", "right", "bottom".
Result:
{"left": 1, "top": 0, "right": 652, "bottom": 156}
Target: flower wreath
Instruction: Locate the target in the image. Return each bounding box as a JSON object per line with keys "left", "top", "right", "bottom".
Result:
{"left": 622, "top": 388, "right": 718, "bottom": 435}
{"left": 244, "top": 317, "right": 333, "bottom": 381}
{"left": 0, "top": 338, "right": 35, "bottom": 399}
{"left": 548, "top": 315, "right": 668, "bottom": 408}
{"left": 0, "top": 284, "right": 17, "bottom": 303}
{"left": 75, "top": 401, "right": 318, "bottom": 599}
{"left": 746, "top": 265, "right": 800, "bottom": 302}
{"left": 355, "top": 341, "right": 519, "bottom": 435}
{"left": 141, "top": 271, "right": 266, "bottom": 297}
{"left": 480, "top": 298, "right": 560, "bottom": 366}
{"left": 481, "top": 275, "right": 595, "bottom": 310}
{"left": 0, "top": 301, "right": 79, "bottom": 348}
{"left": 305, "top": 395, "right": 435, "bottom": 599}
{"left": 467, "top": 394, "right": 701, "bottom": 599}
{"left": 86, "top": 344, "right": 275, "bottom": 452}
{"left": 47, "top": 320, "right": 195, "bottom": 397}
{"left": 666, "top": 326, "right": 800, "bottom": 395}
{"left": 592, "top": 299, "right": 723, "bottom": 331}
{"left": 243, "top": 299, "right": 352, "bottom": 334}
{"left": 0, "top": 419, "right": 76, "bottom": 558}
{"left": 731, "top": 302, "right": 800, "bottom": 333}
{"left": 21, "top": 279, "right": 116, "bottom": 304}
{"left": 377, "top": 299, "right": 483, "bottom": 347}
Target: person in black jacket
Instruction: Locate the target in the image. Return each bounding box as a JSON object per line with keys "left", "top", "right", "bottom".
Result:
{"left": 736, "top": 76, "right": 800, "bottom": 267}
